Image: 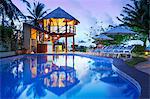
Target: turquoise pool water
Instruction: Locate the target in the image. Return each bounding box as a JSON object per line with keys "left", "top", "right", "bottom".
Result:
{"left": 0, "top": 54, "right": 140, "bottom": 99}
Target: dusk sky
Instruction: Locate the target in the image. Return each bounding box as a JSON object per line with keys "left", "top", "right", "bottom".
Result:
{"left": 12, "top": 0, "right": 132, "bottom": 46}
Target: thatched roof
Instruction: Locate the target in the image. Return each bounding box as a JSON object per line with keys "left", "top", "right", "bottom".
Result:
{"left": 43, "top": 7, "right": 79, "bottom": 23}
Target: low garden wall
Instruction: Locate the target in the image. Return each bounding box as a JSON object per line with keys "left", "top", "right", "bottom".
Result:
{"left": 0, "top": 51, "right": 16, "bottom": 58}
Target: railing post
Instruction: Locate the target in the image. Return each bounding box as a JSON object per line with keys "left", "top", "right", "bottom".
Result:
{"left": 57, "top": 20, "right": 59, "bottom": 33}
{"left": 65, "top": 21, "right": 68, "bottom": 53}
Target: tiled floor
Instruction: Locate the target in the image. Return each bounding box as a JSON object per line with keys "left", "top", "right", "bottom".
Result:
{"left": 135, "top": 56, "right": 150, "bottom": 75}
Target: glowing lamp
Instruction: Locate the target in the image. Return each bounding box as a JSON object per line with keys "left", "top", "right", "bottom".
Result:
{"left": 45, "top": 68, "right": 49, "bottom": 74}
{"left": 54, "top": 37, "right": 57, "bottom": 40}
{"left": 145, "top": 51, "right": 148, "bottom": 55}
{"left": 57, "top": 35, "right": 60, "bottom": 37}
{"left": 45, "top": 34, "right": 49, "bottom": 39}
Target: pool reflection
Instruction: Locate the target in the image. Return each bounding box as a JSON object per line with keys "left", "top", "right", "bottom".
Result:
{"left": 10, "top": 55, "right": 79, "bottom": 97}
{"left": 0, "top": 55, "right": 139, "bottom": 99}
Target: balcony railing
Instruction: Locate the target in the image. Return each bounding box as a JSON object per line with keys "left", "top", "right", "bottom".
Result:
{"left": 40, "top": 25, "right": 76, "bottom": 34}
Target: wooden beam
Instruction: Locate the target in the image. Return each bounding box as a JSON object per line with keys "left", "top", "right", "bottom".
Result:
{"left": 65, "top": 35, "right": 67, "bottom": 53}
{"left": 49, "top": 19, "right": 51, "bottom": 33}
{"left": 73, "top": 25, "right": 75, "bottom": 52}
{"left": 57, "top": 20, "right": 59, "bottom": 33}
{"left": 52, "top": 42, "right": 55, "bottom": 53}
{"left": 65, "top": 21, "right": 68, "bottom": 53}
{"left": 73, "top": 35, "right": 75, "bottom": 52}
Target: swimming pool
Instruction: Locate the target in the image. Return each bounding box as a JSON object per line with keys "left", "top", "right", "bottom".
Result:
{"left": 0, "top": 54, "right": 140, "bottom": 99}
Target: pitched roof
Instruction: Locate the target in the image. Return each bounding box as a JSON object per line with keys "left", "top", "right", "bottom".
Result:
{"left": 43, "top": 7, "right": 79, "bottom": 23}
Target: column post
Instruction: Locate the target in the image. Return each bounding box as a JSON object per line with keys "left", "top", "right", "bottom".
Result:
{"left": 65, "top": 21, "right": 68, "bottom": 53}
{"left": 52, "top": 41, "right": 55, "bottom": 53}
{"left": 73, "top": 25, "right": 75, "bottom": 52}
{"left": 73, "top": 35, "right": 75, "bottom": 52}
{"left": 49, "top": 19, "right": 51, "bottom": 33}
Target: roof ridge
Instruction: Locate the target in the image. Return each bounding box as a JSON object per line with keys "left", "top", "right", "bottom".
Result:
{"left": 42, "top": 7, "right": 79, "bottom": 23}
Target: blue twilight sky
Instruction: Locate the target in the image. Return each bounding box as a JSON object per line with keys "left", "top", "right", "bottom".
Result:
{"left": 12, "top": 0, "right": 132, "bottom": 46}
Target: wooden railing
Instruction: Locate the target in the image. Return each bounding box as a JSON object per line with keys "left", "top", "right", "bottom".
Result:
{"left": 43, "top": 26, "right": 76, "bottom": 34}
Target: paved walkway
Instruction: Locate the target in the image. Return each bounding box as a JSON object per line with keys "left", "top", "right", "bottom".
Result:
{"left": 113, "top": 58, "right": 150, "bottom": 99}
{"left": 135, "top": 56, "right": 150, "bottom": 75}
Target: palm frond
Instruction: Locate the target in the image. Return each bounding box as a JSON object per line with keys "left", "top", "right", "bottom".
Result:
{"left": 20, "top": 0, "right": 30, "bottom": 8}
{"left": 117, "top": 0, "right": 149, "bottom": 36}
{"left": 27, "top": 1, "right": 49, "bottom": 25}
{"left": 27, "top": 8, "right": 36, "bottom": 18}
{"left": 126, "top": 4, "right": 135, "bottom": 10}
{"left": 26, "top": 16, "right": 34, "bottom": 19}
{"left": 39, "top": 10, "right": 47, "bottom": 18}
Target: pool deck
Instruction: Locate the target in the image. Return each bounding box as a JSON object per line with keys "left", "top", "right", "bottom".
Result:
{"left": 113, "top": 58, "right": 150, "bottom": 99}
{"left": 135, "top": 56, "right": 150, "bottom": 75}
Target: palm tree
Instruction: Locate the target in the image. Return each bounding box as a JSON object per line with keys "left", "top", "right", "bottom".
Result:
{"left": 117, "top": 0, "right": 149, "bottom": 42}
{"left": 27, "top": 2, "right": 50, "bottom": 26}
{"left": 0, "top": 0, "right": 30, "bottom": 51}
{"left": 0, "top": 0, "right": 29, "bottom": 26}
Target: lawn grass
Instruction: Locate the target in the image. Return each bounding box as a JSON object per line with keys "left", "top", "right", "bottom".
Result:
{"left": 125, "top": 56, "right": 148, "bottom": 67}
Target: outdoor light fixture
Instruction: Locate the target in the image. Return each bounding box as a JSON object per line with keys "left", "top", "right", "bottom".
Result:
{"left": 45, "top": 68, "right": 49, "bottom": 74}
{"left": 54, "top": 37, "right": 58, "bottom": 40}
{"left": 57, "top": 35, "right": 60, "bottom": 37}
{"left": 45, "top": 34, "right": 49, "bottom": 39}
{"left": 145, "top": 51, "right": 149, "bottom": 55}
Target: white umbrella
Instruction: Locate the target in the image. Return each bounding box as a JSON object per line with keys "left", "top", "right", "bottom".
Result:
{"left": 95, "top": 34, "right": 114, "bottom": 40}
{"left": 78, "top": 40, "right": 86, "bottom": 43}
{"left": 103, "top": 26, "right": 136, "bottom": 35}
{"left": 124, "top": 40, "right": 144, "bottom": 46}
{"left": 78, "top": 42, "right": 96, "bottom": 47}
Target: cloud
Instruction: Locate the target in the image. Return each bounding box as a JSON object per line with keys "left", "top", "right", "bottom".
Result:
{"left": 104, "top": 13, "right": 114, "bottom": 25}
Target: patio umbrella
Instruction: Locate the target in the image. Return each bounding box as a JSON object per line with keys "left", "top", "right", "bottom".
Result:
{"left": 95, "top": 34, "right": 114, "bottom": 40}
{"left": 124, "top": 40, "right": 144, "bottom": 46}
{"left": 78, "top": 40, "right": 86, "bottom": 43}
{"left": 78, "top": 42, "right": 96, "bottom": 47}
{"left": 78, "top": 40, "right": 96, "bottom": 47}
{"left": 102, "top": 26, "right": 136, "bottom": 35}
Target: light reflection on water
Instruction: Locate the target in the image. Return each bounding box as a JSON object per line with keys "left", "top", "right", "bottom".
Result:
{"left": 0, "top": 54, "right": 139, "bottom": 99}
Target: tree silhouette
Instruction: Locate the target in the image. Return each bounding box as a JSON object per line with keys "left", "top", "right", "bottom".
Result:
{"left": 117, "top": 0, "right": 150, "bottom": 43}
{"left": 0, "top": 0, "right": 29, "bottom": 26}
{"left": 26, "top": 1, "right": 50, "bottom": 26}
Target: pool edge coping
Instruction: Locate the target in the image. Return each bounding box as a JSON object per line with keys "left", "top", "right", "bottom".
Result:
{"left": 112, "top": 64, "right": 141, "bottom": 95}
{"left": 74, "top": 54, "right": 142, "bottom": 96}
{"left": 75, "top": 54, "right": 142, "bottom": 96}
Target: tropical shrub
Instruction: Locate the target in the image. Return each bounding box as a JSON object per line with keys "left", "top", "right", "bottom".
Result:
{"left": 0, "top": 25, "right": 15, "bottom": 51}
{"left": 132, "top": 45, "right": 145, "bottom": 54}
